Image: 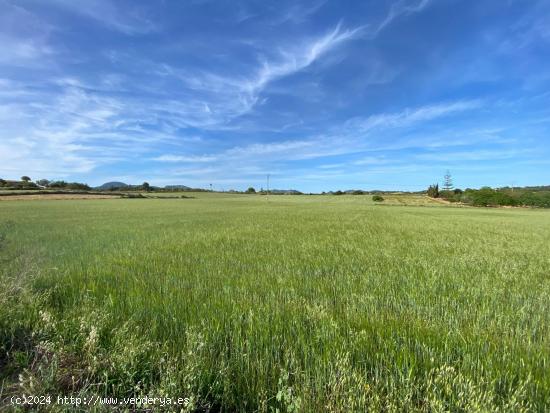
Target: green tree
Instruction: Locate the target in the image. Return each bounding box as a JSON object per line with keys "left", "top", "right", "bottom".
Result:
{"left": 142, "top": 182, "right": 151, "bottom": 192}
{"left": 21, "top": 176, "right": 31, "bottom": 182}
{"left": 49, "top": 180, "right": 68, "bottom": 188}
{"left": 443, "top": 170, "right": 453, "bottom": 191}
{"left": 427, "top": 184, "right": 440, "bottom": 198}
{"left": 36, "top": 179, "right": 50, "bottom": 187}
{"left": 246, "top": 187, "right": 256, "bottom": 193}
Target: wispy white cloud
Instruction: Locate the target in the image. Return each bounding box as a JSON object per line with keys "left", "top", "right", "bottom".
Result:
{"left": 0, "top": 82, "right": 183, "bottom": 177}
{"left": 226, "top": 139, "right": 316, "bottom": 157}
{"left": 269, "top": 0, "right": 328, "bottom": 25}
{"left": 252, "top": 22, "right": 363, "bottom": 92}
{"left": 152, "top": 155, "right": 217, "bottom": 163}
{"left": 352, "top": 156, "right": 392, "bottom": 166}
{"left": 344, "top": 100, "right": 482, "bottom": 133}
{"left": 82, "top": 1, "right": 432, "bottom": 135}
{"left": 415, "top": 148, "right": 533, "bottom": 162}
{"left": 0, "top": 36, "right": 55, "bottom": 63}
{"left": 152, "top": 100, "right": 483, "bottom": 169}
{"left": 372, "top": 0, "right": 432, "bottom": 37}
{"left": 151, "top": 22, "right": 363, "bottom": 128}
{"left": 0, "top": 2, "right": 57, "bottom": 65}
{"left": 156, "top": 0, "right": 433, "bottom": 128}
{"left": 497, "top": 0, "right": 550, "bottom": 52}
{"left": 48, "top": 0, "right": 156, "bottom": 35}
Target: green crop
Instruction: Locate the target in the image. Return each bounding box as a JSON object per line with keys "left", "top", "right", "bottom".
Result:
{"left": 1, "top": 194, "right": 549, "bottom": 411}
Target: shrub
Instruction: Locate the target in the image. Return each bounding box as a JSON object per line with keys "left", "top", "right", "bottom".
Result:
{"left": 372, "top": 195, "right": 384, "bottom": 202}
{"left": 518, "top": 191, "right": 550, "bottom": 208}
{"left": 440, "top": 190, "right": 462, "bottom": 203}
{"left": 122, "top": 193, "right": 146, "bottom": 199}
{"left": 462, "top": 188, "right": 517, "bottom": 207}
{"left": 66, "top": 182, "right": 91, "bottom": 190}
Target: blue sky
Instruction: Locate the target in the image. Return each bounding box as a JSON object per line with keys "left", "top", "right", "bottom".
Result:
{"left": 1, "top": 0, "right": 549, "bottom": 191}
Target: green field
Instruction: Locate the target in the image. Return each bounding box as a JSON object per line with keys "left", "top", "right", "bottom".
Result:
{"left": 1, "top": 194, "right": 549, "bottom": 411}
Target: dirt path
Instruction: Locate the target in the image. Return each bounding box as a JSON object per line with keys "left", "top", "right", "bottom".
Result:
{"left": 0, "top": 194, "right": 120, "bottom": 201}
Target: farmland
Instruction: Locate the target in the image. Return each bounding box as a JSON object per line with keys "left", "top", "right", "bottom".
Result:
{"left": 1, "top": 193, "right": 549, "bottom": 411}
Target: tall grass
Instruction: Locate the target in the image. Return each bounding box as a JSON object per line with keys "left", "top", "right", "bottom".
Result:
{"left": 1, "top": 194, "right": 549, "bottom": 411}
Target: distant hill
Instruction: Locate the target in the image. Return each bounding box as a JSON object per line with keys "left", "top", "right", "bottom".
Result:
{"left": 499, "top": 185, "right": 550, "bottom": 192}
{"left": 95, "top": 182, "right": 196, "bottom": 191}
{"left": 96, "top": 181, "right": 129, "bottom": 190}
{"left": 268, "top": 189, "right": 303, "bottom": 195}
{"left": 164, "top": 185, "right": 191, "bottom": 190}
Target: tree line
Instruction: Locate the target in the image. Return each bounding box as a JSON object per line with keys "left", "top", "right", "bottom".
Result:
{"left": 0, "top": 177, "right": 208, "bottom": 193}
{"left": 0, "top": 177, "right": 91, "bottom": 190}
{"left": 2, "top": 173, "right": 549, "bottom": 208}
{"left": 427, "top": 171, "right": 550, "bottom": 208}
